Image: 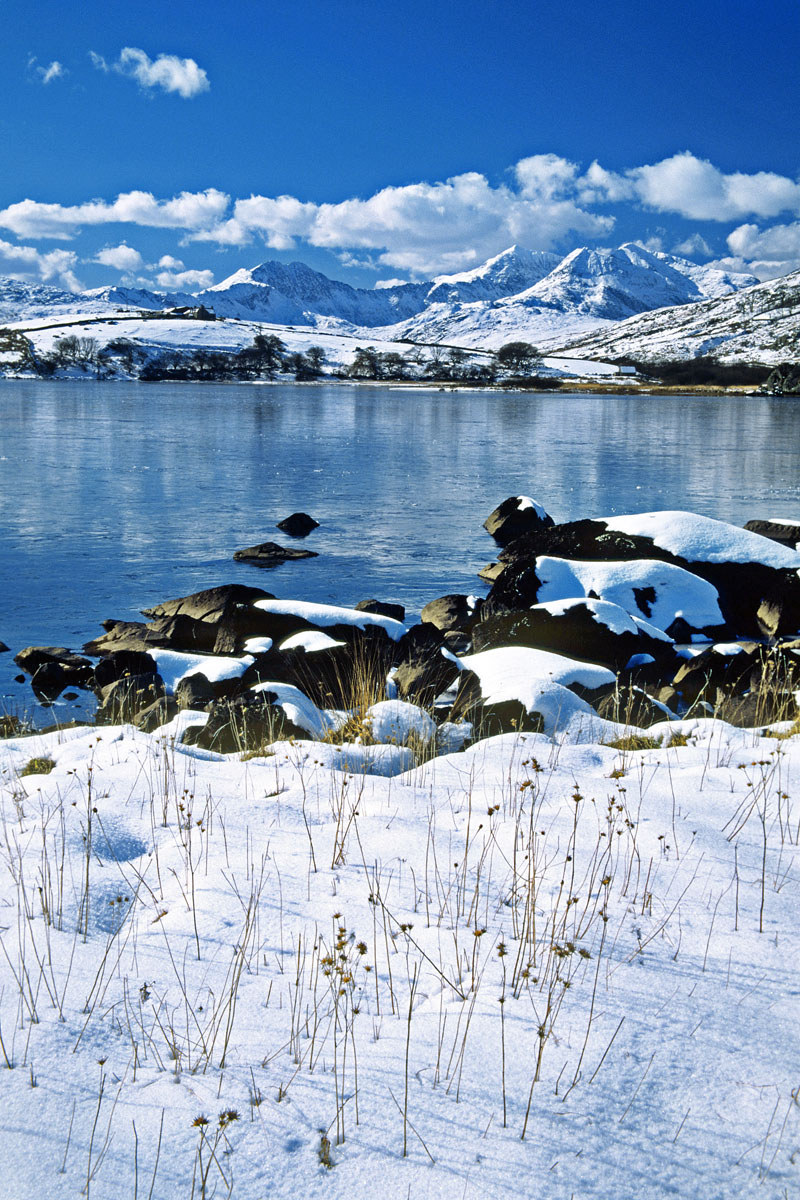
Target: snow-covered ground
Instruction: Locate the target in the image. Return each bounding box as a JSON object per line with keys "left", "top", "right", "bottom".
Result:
{"left": 1, "top": 709, "right": 798, "bottom": 1199}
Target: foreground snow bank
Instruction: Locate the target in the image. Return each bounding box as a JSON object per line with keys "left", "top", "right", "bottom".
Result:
{"left": 1, "top": 716, "right": 798, "bottom": 1200}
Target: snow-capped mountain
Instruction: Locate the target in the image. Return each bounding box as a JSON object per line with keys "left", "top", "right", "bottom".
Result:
{"left": 0, "top": 278, "right": 86, "bottom": 322}
{"left": 555, "top": 268, "right": 800, "bottom": 364}
{"left": 200, "top": 260, "right": 430, "bottom": 325}
{"left": 424, "top": 246, "right": 561, "bottom": 305}
{"left": 0, "top": 242, "right": 764, "bottom": 356}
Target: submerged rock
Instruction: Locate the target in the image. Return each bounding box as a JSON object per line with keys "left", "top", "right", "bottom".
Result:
{"left": 234, "top": 541, "right": 319, "bottom": 567}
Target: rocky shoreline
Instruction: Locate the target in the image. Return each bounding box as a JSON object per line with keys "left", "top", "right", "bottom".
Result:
{"left": 8, "top": 499, "right": 800, "bottom": 761}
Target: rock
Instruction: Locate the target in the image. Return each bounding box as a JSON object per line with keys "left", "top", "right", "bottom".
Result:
{"left": 276, "top": 512, "right": 320, "bottom": 537}
{"left": 478, "top": 562, "right": 505, "bottom": 584}
{"left": 489, "top": 513, "right": 800, "bottom": 639}
{"left": 14, "top": 647, "right": 94, "bottom": 697}
{"left": 420, "top": 594, "right": 482, "bottom": 633}
{"left": 0, "top": 641, "right": 9, "bottom": 653}
{"left": 471, "top": 599, "right": 676, "bottom": 673}
{"left": 484, "top": 496, "right": 555, "bottom": 546}
{"left": 744, "top": 519, "right": 800, "bottom": 547}
{"left": 175, "top": 673, "right": 217, "bottom": 710}
{"left": 486, "top": 555, "right": 725, "bottom": 640}
{"left": 392, "top": 624, "right": 458, "bottom": 705}
{"left": 183, "top": 693, "right": 305, "bottom": 755}
{"left": 355, "top": 599, "right": 406, "bottom": 623}
{"left": 133, "top": 696, "right": 180, "bottom": 732}
{"left": 594, "top": 684, "right": 672, "bottom": 728}
{"left": 14, "top": 645, "right": 93, "bottom": 676}
{"left": 96, "top": 673, "right": 165, "bottom": 724}
{"left": 85, "top": 613, "right": 218, "bottom": 655}
{"left": 142, "top": 584, "right": 274, "bottom": 625}
{"left": 94, "top": 650, "right": 159, "bottom": 691}
{"left": 233, "top": 541, "right": 318, "bottom": 567}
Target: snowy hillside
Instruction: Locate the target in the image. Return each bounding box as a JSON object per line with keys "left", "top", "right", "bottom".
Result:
{"left": 555, "top": 268, "right": 800, "bottom": 365}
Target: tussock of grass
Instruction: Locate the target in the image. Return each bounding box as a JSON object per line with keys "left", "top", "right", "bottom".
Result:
{"left": 20, "top": 756, "right": 56, "bottom": 776}
{"left": 603, "top": 735, "right": 662, "bottom": 752}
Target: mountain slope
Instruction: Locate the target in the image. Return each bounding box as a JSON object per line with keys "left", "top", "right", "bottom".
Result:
{"left": 555, "top": 269, "right": 800, "bottom": 364}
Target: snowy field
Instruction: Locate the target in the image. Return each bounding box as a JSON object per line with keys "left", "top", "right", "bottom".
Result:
{"left": 2, "top": 710, "right": 799, "bottom": 1199}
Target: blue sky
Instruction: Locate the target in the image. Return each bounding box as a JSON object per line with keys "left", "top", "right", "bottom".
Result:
{"left": 2, "top": 0, "right": 800, "bottom": 292}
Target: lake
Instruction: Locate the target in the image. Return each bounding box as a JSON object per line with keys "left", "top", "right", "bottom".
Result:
{"left": 2, "top": 379, "right": 800, "bottom": 724}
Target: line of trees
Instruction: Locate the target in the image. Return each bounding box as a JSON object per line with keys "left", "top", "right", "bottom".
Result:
{"left": 8, "top": 327, "right": 556, "bottom": 386}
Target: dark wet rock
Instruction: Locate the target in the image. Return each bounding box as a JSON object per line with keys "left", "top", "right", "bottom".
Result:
{"left": 744, "top": 519, "right": 800, "bottom": 547}
{"left": 175, "top": 673, "right": 217, "bottom": 711}
{"left": 96, "top": 673, "right": 165, "bottom": 724}
{"left": 484, "top": 497, "right": 555, "bottom": 546}
{"left": 233, "top": 541, "right": 318, "bottom": 567}
{"left": 183, "top": 693, "right": 305, "bottom": 754}
{"left": 276, "top": 512, "right": 320, "bottom": 537}
{"left": 0, "top": 641, "right": 8, "bottom": 653}
{"left": 94, "top": 650, "right": 159, "bottom": 691}
{"left": 355, "top": 598, "right": 406, "bottom": 623}
{"left": 133, "top": 696, "right": 179, "bottom": 732}
{"left": 420, "top": 594, "right": 482, "bottom": 633}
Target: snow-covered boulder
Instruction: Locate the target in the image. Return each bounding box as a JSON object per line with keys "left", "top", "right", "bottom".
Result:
{"left": 472, "top": 596, "right": 676, "bottom": 671}
{"left": 487, "top": 510, "right": 800, "bottom": 637}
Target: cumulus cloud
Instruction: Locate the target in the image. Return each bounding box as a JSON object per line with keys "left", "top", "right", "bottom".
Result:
{"left": 91, "top": 47, "right": 209, "bottom": 98}
{"left": 0, "top": 237, "right": 80, "bottom": 289}
{"left": 93, "top": 243, "right": 143, "bottom": 271}
{"left": 0, "top": 189, "right": 229, "bottom": 239}
{"left": 587, "top": 151, "right": 800, "bottom": 223}
{"left": 154, "top": 267, "right": 214, "bottom": 290}
{"left": 725, "top": 221, "right": 800, "bottom": 278}
{"left": 374, "top": 278, "right": 407, "bottom": 289}
{"left": 4, "top": 151, "right": 800, "bottom": 282}
{"left": 191, "top": 170, "right": 612, "bottom": 276}
{"left": 673, "top": 233, "right": 713, "bottom": 258}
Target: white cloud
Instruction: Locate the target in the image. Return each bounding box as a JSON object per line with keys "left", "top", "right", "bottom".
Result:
{"left": 92, "top": 47, "right": 209, "bottom": 98}
{"left": 374, "top": 278, "right": 407, "bottom": 289}
{"left": 673, "top": 233, "right": 713, "bottom": 258}
{"left": 4, "top": 151, "right": 800, "bottom": 283}
{"left": 155, "top": 267, "right": 214, "bottom": 290}
{"left": 588, "top": 152, "right": 800, "bottom": 222}
{"left": 725, "top": 221, "right": 800, "bottom": 279}
{"left": 0, "top": 237, "right": 80, "bottom": 289}
{"left": 192, "top": 169, "right": 612, "bottom": 276}
{"left": 30, "top": 58, "right": 67, "bottom": 85}
{"left": 93, "top": 243, "right": 143, "bottom": 271}
{"left": 0, "top": 188, "right": 229, "bottom": 239}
